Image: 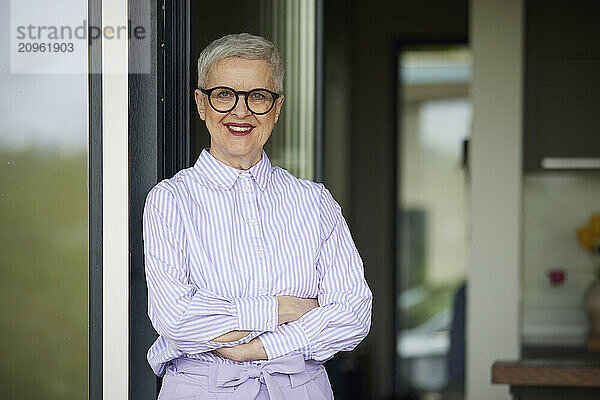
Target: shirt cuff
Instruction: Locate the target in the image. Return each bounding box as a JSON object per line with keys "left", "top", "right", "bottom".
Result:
{"left": 233, "top": 295, "right": 278, "bottom": 332}
{"left": 258, "top": 321, "right": 311, "bottom": 360}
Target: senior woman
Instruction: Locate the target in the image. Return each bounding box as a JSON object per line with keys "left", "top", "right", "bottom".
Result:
{"left": 143, "top": 32, "right": 372, "bottom": 400}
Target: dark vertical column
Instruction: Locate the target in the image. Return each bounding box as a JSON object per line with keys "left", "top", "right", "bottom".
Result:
{"left": 349, "top": 24, "right": 397, "bottom": 400}
{"left": 129, "top": 0, "right": 161, "bottom": 399}
{"left": 161, "top": 0, "right": 192, "bottom": 177}
{"left": 88, "top": 0, "right": 102, "bottom": 398}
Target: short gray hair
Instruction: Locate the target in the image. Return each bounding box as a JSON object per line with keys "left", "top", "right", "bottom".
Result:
{"left": 197, "top": 33, "right": 285, "bottom": 93}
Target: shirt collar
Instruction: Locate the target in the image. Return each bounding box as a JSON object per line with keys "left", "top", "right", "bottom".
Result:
{"left": 193, "top": 148, "right": 272, "bottom": 191}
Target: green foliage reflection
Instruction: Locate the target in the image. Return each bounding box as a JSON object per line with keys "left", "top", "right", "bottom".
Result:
{"left": 0, "top": 149, "right": 88, "bottom": 399}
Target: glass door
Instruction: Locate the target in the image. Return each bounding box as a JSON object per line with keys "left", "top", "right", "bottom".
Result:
{"left": 1, "top": 0, "right": 90, "bottom": 398}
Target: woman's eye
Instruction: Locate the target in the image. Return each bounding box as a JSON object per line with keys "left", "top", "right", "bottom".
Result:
{"left": 215, "top": 90, "right": 233, "bottom": 99}
{"left": 250, "top": 92, "right": 266, "bottom": 102}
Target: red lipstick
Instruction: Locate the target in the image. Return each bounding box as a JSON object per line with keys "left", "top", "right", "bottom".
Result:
{"left": 224, "top": 122, "right": 255, "bottom": 136}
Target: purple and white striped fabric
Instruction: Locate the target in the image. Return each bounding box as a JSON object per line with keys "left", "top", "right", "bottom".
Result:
{"left": 142, "top": 148, "right": 372, "bottom": 377}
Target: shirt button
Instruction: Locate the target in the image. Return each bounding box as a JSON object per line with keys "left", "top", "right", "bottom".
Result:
{"left": 244, "top": 184, "right": 251, "bottom": 192}
{"left": 266, "top": 321, "right": 274, "bottom": 330}
{"left": 249, "top": 217, "right": 257, "bottom": 225}
{"left": 256, "top": 249, "right": 264, "bottom": 257}
{"left": 259, "top": 287, "right": 267, "bottom": 295}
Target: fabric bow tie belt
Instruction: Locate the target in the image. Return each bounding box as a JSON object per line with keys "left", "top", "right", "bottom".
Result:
{"left": 173, "top": 354, "right": 328, "bottom": 400}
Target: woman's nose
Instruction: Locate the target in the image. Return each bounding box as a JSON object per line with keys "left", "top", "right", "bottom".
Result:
{"left": 231, "top": 95, "right": 251, "bottom": 117}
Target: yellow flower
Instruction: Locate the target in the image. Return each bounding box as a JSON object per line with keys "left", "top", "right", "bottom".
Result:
{"left": 590, "top": 214, "right": 600, "bottom": 237}
{"left": 577, "top": 225, "right": 597, "bottom": 252}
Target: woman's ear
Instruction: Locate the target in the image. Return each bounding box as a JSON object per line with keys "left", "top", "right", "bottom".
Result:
{"left": 273, "top": 95, "right": 284, "bottom": 124}
{"left": 194, "top": 89, "right": 206, "bottom": 121}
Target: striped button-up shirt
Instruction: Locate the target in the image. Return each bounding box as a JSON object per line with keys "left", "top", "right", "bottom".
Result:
{"left": 142, "top": 148, "right": 372, "bottom": 376}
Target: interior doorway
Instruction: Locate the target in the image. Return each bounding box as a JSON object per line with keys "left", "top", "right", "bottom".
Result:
{"left": 396, "top": 44, "right": 471, "bottom": 400}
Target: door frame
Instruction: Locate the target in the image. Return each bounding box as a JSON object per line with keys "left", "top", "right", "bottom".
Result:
{"left": 88, "top": 0, "right": 102, "bottom": 398}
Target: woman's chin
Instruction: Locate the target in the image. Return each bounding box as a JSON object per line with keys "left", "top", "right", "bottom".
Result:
{"left": 219, "top": 145, "right": 261, "bottom": 160}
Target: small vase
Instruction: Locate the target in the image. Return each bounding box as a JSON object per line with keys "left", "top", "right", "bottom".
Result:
{"left": 586, "top": 280, "right": 600, "bottom": 335}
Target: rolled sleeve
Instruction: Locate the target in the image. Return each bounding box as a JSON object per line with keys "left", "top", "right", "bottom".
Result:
{"left": 258, "top": 320, "right": 311, "bottom": 360}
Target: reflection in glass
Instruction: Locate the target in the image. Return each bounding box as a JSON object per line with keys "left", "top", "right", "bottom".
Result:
{"left": 0, "top": 1, "right": 88, "bottom": 398}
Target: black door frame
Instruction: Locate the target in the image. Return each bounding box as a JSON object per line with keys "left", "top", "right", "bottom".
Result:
{"left": 88, "top": 0, "right": 102, "bottom": 398}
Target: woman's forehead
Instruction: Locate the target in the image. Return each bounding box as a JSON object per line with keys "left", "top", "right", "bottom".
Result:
{"left": 207, "top": 57, "right": 273, "bottom": 89}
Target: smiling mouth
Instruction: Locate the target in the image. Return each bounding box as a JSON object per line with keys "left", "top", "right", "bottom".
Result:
{"left": 224, "top": 123, "right": 255, "bottom": 136}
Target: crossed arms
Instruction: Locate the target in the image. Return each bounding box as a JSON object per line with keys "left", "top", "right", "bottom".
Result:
{"left": 210, "top": 296, "right": 319, "bottom": 362}
{"left": 142, "top": 184, "right": 372, "bottom": 363}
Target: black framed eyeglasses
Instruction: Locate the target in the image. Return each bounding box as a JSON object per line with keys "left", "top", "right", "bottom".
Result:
{"left": 200, "top": 86, "right": 281, "bottom": 115}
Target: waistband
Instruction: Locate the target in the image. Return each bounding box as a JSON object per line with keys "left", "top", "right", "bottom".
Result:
{"left": 168, "top": 354, "right": 327, "bottom": 400}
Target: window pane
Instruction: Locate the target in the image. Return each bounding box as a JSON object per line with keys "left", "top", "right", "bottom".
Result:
{"left": 1, "top": 0, "right": 89, "bottom": 398}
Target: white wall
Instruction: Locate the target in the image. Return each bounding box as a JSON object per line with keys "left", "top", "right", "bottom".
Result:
{"left": 467, "top": 0, "right": 523, "bottom": 399}
{"left": 522, "top": 173, "right": 600, "bottom": 346}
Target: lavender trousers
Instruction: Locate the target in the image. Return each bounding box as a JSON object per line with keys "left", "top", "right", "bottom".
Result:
{"left": 157, "top": 354, "right": 335, "bottom": 400}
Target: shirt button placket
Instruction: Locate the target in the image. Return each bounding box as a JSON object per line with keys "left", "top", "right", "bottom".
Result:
{"left": 239, "top": 174, "right": 269, "bottom": 296}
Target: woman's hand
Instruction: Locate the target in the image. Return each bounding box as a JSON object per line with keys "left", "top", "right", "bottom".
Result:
{"left": 211, "top": 330, "right": 251, "bottom": 342}
{"left": 211, "top": 296, "right": 319, "bottom": 362}
{"left": 276, "top": 296, "right": 319, "bottom": 325}
{"left": 212, "top": 338, "right": 267, "bottom": 362}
